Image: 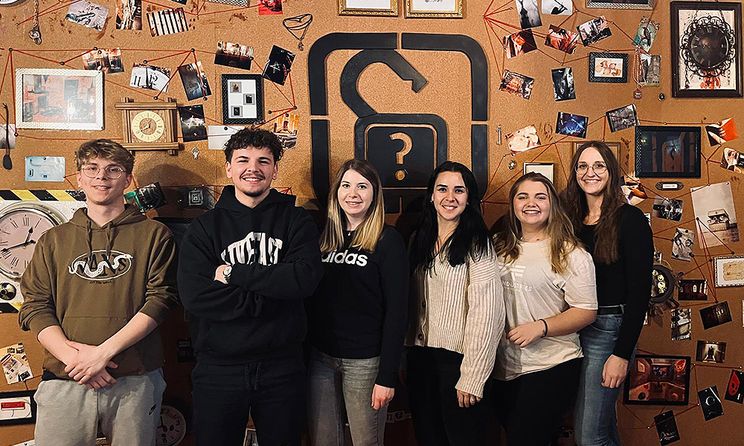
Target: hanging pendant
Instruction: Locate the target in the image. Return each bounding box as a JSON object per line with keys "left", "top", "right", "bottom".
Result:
{"left": 633, "top": 88, "right": 643, "bottom": 99}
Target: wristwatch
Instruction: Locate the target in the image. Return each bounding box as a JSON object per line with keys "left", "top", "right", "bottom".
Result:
{"left": 222, "top": 265, "right": 232, "bottom": 283}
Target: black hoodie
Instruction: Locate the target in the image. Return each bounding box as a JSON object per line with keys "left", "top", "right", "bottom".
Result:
{"left": 178, "top": 187, "right": 323, "bottom": 363}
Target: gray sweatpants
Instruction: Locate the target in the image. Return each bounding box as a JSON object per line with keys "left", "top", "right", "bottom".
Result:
{"left": 33, "top": 369, "right": 166, "bottom": 446}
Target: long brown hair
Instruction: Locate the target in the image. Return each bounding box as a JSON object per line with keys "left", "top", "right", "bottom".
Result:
{"left": 494, "top": 172, "right": 579, "bottom": 274}
{"left": 561, "top": 141, "right": 626, "bottom": 263}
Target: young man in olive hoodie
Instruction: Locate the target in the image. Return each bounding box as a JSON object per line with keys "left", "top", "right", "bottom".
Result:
{"left": 178, "top": 128, "right": 323, "bottom": 446}
{"left": 19, "top": 139, "right": 178, "bottom": 446}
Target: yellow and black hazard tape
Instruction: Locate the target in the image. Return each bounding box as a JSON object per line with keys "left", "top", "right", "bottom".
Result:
{"left": 0, "top": 190, "right": 86, "bottom": 202}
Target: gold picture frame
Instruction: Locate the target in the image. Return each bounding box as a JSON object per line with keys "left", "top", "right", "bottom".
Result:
{"left": 338, "top": 0, "right": 398, "bottom": 16}
{"left": 405, "top": 0, "right": 463, "bottom": 18}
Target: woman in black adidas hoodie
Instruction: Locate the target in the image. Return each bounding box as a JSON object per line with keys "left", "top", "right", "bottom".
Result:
{"left": 306, "top": 159, "right": 408, "bottom": 446}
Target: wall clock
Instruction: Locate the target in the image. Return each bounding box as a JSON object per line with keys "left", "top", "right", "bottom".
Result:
{"left": 0, "top": 202, "right": 64, "bottom": 279}
{"left": 115, "top": 98, "right": 181, "bottom": 155}
{"left": 156, "top": 404, "right": 187, "bottom": 446}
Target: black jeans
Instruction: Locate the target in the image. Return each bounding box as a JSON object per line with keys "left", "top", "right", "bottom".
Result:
{"left": 191, "top": 353, "right": 306, "bottom": 446}
{"left": 407, "top": 346, "right": 493, "bottom": 446}
{"left": 492, "top": 358, "right": 582, "bottom": 446}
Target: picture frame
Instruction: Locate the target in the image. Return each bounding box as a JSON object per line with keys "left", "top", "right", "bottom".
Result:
{"left": 221, "top": 74, "right": 264, "bottom": 125}
{"left": 713, "top": 255, "right": 744, "bottom": 287}
{"left": 0, "top": 390, "right": 37, "bottom": 426}
{"left": 338, "top": 0, "right": 398, "bottom": 16}
{"left": 523, "top": 162, "right": 554, "bottom": 183}
{"left": 671, "top": 1, "right": 743, "bottom": 98}
{"left": 634, "top": 126, "right": 701, "bottom": 178}
{"left": 624, "top": 355, "right": 691, "bottom": 405}
{"left": 589, "top": 52, "right": 629, "bottom": 83}
{"left": 404, "top": 0, "right": 462, "bottom": 18}
{"left": 587, "top": 0, "right": 653, "bottom": 9}
{"left": 15, "top": 68, "right": 103, "bottom": 130}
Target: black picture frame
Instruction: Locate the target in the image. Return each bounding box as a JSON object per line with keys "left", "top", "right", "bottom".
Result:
{"left": 221, "top": 74, "right": 264, "bottom": 125}
{"left": 587, "top": 0, "right": 653, "bottom": 9}
{"left": 671, "top": 1, "right": 743, "bottom": 98}
{"left": 624, "top": 355, "right": 691, "bottom": 405}
{"left": 589, "top": 52, "right": 628, "bottom": 83}
{"left": 0, "top": 390, "right": 37, "bottom": 426}
{"left": 634, "top": 126, "right": 701, "bottom": 178}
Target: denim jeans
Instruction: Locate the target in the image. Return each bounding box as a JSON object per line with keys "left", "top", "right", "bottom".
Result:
{"left": 575, "top": 314, "right": 625, "bottom": 446}
{"left": 307, "top": 348, "right": 387, "bottom": 446}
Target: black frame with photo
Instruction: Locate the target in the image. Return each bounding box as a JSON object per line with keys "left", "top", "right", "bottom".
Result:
{"left": 634, "top": 126, "right": 701, "bottom": 178}
{"left": 589, "top": 52, "right": 629, "bottom": 83}
{"left": 624, "top": 355, "right": 691, "bottom": 405}
{"left": 221, "top": 74, "right": 264, "bottom": 125}
{"left": 0, "top": 390, "right": 37, "bottom": 426}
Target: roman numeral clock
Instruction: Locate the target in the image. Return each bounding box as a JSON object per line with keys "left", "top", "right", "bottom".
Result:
{"left": 115, "top": 98, "right": 181, "bottom": 155}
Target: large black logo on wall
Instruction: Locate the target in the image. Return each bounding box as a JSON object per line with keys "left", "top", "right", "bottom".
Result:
{"left": 308, "top": 33, "right": 489, "bottom": 212}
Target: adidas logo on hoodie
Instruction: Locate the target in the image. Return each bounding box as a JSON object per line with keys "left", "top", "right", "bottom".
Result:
{"left": 321, "top": 249, "right": 368, "bottom": 267}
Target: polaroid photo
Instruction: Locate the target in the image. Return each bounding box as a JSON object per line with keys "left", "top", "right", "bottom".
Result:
{"left": 556, "top": 112, "right": 588, "bottom": 138}
{"left": 706, "top": 117, "right": 738, "bottom": 146}
{"left": 258, "top": 0, "right": 283, "bottom": 15}
{"left": 638, "top": 53, "right": 661, "bottom": 86}
{"left": 207, "top": 125, "right": 244, "bottom": 150}
{"left": 130, "top": 64, "right": 171, "bottom": 92}
{"left": 577, "top": 16, "right": 612, "bottom": 47}
{"left": 0, "top": 343, "right": 33, "bottom": 384}
{"left": 700, "top": 301, "right": 732, "bottom": 330}
{"left": 698, "top": 386, "right": 723, "bottom": 421}
{"left": 0, "top": 124, "right": 16, "bottom": 151}
{"left": 504, "top": 30, "right": 538, "bottom": 59}
{"left": 262, "top": 46, "right": 295, "bottom": 86}
{"left": 696, "top": 340, "right": 726, "bottom": 363}
{"left": 66, "top": 0, "right": 108, "bottom": 31}
{"left": 146, "top": 7, "right": 189, "bottom": 37}
{"left": 721, "top": 147, "right": 744, "bottom": 173}
{"left": 507, "top": 125, "right": 540, "bottom": 153}
{"left": 678, "top": 279, "right": 707, "bottom": 300}
{"left": 177, "top": 105, "right": 207, "bottom": 142}
{"left": 670, "top": 308, "right": 691, "bottom": 341}
{"left": 671, "top": 228, "right": 694, "bottom": 261}
{"left": 515, "top": 0, "right": 541, "bottom": 28}
{"left": 545, "top": 25, "right": 579, "bottom": 54}
{"left": 116, "top": 0, "right": 142, "bottom": 30}
{"left": 691, "top": 182, "right": 740, "bottom": 248}
{"left": 606, "top": 104, "right": 638, "bottom": 132}
{"left": 178, "top": 61, "right": 211, "bottom": 101}
{"left": 542, "top": 0, "right": 571, "bottom": 15}
{"left": 652, "top": 197, "right": 683, "bottom": 222}
{"left": 215, "top": 41, "right": 254, "bottom": 70}
{"left": 551, "top": 68, "right": 575, "bottom": 101}
{"left": 82, "top": 48, "right": 124, "bottom": 74}
{"left": 633, "top": 18, "right": 659, "bottom": 53}
{"left": 499, "top": 70, "right": 534, "bottom": 100}
{"left": 725, "top": 370, "right": 744, "bottom": 404}
{"left": 273, "top": 112, "right": 299, "bottom": 149}
{"left": 622, "top": 175, "right": 648, "bottom": 205}
{"left": 654, "top": 411, "right": 680, "bottom": 445}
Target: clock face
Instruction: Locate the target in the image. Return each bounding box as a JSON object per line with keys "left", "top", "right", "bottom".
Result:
{"left": 157, "top": 404, "right": 187, "bottom": 446}
{"left": 0, "top": 206, "right": 61, "bottom": 279}
{"left": 690, "top": 25, "right": 730, "bottom": 69}
{"left": 131, "top": 110, "right": 167, "bottom": 143}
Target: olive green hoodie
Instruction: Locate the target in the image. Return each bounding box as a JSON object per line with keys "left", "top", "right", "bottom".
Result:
{"left": 19, "top": 205, "right": 177, "bottom": 379}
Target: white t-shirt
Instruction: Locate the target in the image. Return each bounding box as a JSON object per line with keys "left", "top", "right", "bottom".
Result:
{"left": 494, "top": 239, "right": 597, "bottom": 381}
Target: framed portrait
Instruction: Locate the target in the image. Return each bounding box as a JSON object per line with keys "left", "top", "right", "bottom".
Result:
{"left": 624, "top": 355, "right": 691, "bottom": 405}
{"left": 338, "top": 0, "right": 398, "bottom": 16}
{"left": 587, "top": 0, "right": 653, "bottom": 9}
{"left": 404, "top": 0, "right": 462, "bottom": 18}
{"left": 221, "top": 74, "right": 264, "bottom": 125}
{"left": 671, "top": 1, "right": 743, "bottom": 98}
{"left": 713, "top": 255, "right": 744, "bottom": 287}
{"left": 15, "top": 68, "right": 103, "bottom": 130}
{"left": 523, "top": 162, "right": 554, "bottom": 183}
{"left": 0, "top": 390, "right": 37, "bottom": 426}
{"left": 589, "top": 52, "right": 629, "bottom": 83}
{"left": 634, "top": 126, "right": 701, "bottom": 178}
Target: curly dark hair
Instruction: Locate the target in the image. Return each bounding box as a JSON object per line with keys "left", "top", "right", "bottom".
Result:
{"left": 224, "top": 127, "right": 284, "bottom": 163}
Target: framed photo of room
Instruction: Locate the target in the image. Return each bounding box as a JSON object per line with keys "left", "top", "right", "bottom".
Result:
{"left": 404, "top": 0, "right": 462, "bottom": 18}
{"left": 221, "top": 74, "right": 264, "bottom": 125}
{"left": 624, "top": 355, "right": 691, "bottom": 405}
{"left": 634, "top": 126, "right": 701, "bottom": 178}
{"left": 338, "top": 0, "right": 398, "bottom": 16}
{"left": 586, "top": 0, "right": 654, "bottom": 9}
{"left": 15, "top": 68, "right": 103, "bottom": 130}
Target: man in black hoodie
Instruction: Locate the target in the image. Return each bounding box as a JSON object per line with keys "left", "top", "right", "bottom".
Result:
{"left": 178, "top": 128, "right": 323, "bottom": 446}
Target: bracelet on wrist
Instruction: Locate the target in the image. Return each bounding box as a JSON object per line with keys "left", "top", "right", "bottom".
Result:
{"left": 539, "top": 318, "right": 548, "bottom": 338}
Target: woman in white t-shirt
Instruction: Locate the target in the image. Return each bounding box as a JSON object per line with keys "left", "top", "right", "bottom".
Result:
{"left": 492, "top": 172, "right": 598, "bottom": 446}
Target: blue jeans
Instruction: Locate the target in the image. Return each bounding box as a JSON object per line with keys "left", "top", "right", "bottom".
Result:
{"left": 575, "top": 314, "right": 626, "bottom": 446}
{"left": 307, "top": 348, "right": 387, "bottom": 446}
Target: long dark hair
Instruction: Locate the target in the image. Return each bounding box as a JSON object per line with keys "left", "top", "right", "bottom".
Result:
{"left": 561, "top": 141, "right": 626, "bottom": 263}
{"left": 409, "top": 161, "right": 492, "bottom": 272}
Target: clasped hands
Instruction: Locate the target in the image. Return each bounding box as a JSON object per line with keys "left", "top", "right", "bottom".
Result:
{"left": 63, "top": 340, "right": 118, "bottom": 390}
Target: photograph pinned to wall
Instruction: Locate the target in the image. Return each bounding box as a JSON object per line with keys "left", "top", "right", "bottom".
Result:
{"left": 556, "top": 112, "right": 588, "bottom": 138}
{"left": 638, "top": 53, "right": 661, "bottom": 86}
{"left": 66, "top": 0, "right": 108, "bottom": 31}
{"left": 504, "top": 30, "right": 538, "bottom": 59}
{"left": 589, "top": 52, "right": 628, "bottom": 83}
{"left": 606, "top": 104, "right": 638, "bottom": 132}
{"left": 543, "top": 0, "right": 571, "bottom": 15}
{"left": 621, "top": 175, "right": 648, "bottom": 205}
{"left": 0, "top": 343, "right": 33, "bottom": 384}
{"left": 695, "top": 340, "right": 726, "bottom": 363}
{"left": 338, "top": 0, "right": 398, "bottom": 16}
{"left": 672, "top": 2, "right": 742, "bottom": 98}
{"left": 507, "top": 125, "right": 540, "bottom": 153}
{"left": 699, "top": 386, "right": 724, "bottom": 421}
{"left": 207, "top": 125, "right": 244, "bottom": 150}
{"left": 700, "top": 301, "right": 732, "bottom": 329}
{"left": 587, "top": 0, "right": 654, "bottom": 8}
{"left": 672, "top": 228, "right": 694, "bottom": 261}
{"left": 670, "top": 308, "right": 691, "bottom": 340}
{"left": 577, "top": 16, "right": 612, "bottom": 46}
{"left": 726, "top": 370, "right": 744, "bottom": 403}
{"left": 633, "top": 17, "right": 659, "bottom": 52}
{"left": 714, "top": 255, "right": 744, "bottom": 287}
{"left": 262, "top": 45, "right": 295, "bottom": 85}
{"left": 652, "top": 197, "right": 683, "bottom": 222}
{"left": 0, "top": 124, "right": 16, "bottom": 151}
{"left": 706, "top": 117, "right": 738, "bottom": 146}
{"left": 272, "top": 111, "right": 299, "bottom": 149}
{"left": 498, "top": 70, "right": 534, "bottom": 100}
{"left": 178, "top": 61, "right": 211, "bottom": 101}
{"left": 15, "top": 68, "right": 103, "bottom": 130}
{"left": 146, "top": 7, "right": 189, "bottom": 37}
{"left": 551, "top": 67, "right": 575, "bottom": 101}
{"left": 215, "top": 41, "right": 254, "bottom": 70}
{"left": 258, "top": 0, "right": 282, "bottom": 15}
{"left": 515, "top": 0, "right": 541, "bottom": 29}
{"left": 404, "top": 0, "right": 462, "bottom": 18}
{"left": 130, "top": 64, "right": 171, "bottom": 93}
{"left": 721, "top": 147, "right": 744, "bottom": 173}
{"left": 624, "top": 355, "right": 690, "bottom": 405}
{"left": 177, "top": 105, "right": 207, "bottom": 142}
{"left": 82, "top": 48, "right": 124, "bottom": 74}
{"left": 116, "top": 0, "right": 142, "bottom": 30}
{"left": 221, "top": 74, "right": 263, "bottom": 125}
{"left": 678, "top": 279, "right": 707, "bottom": 300}
{"left": 0, "top": 391, "right": 36, "bottom": 426}
{"left": 691, "top": 182, "right": 739, "bottom": 247}
{"left": 25, "top": 156, "right": 65, "bottom": 182}
{"left": 545, "top": 25, "right": 579, "bottom": 54}
{"left": 654, "top": 411, "right": 680, "bottom": 446}
{"left": 634, "top": 126, "right": 701, "bottom": 178}
{"left": 523, "top": 162, "right": 554, "bottom": 183}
